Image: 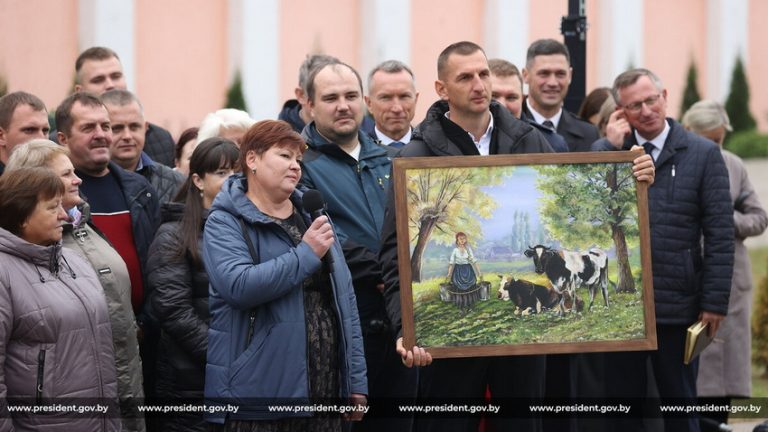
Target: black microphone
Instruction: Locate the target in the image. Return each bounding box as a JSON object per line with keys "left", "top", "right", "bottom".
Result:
{"left": 301, "top": 189, "right": 334, "bottom": 271}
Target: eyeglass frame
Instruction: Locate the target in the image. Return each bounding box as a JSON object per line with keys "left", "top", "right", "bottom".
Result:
{"left": 621, "top": 93, "right": 663, "bottom": 113}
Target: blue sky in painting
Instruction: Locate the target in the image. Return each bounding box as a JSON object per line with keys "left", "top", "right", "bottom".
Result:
{"left": 478, "top": 166, "right": 544, "bottom": 241}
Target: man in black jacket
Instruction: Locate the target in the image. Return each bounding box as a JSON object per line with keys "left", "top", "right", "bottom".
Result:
{"left": 521, "top": 39, "right": 599, "bottom": 152}
{"left": 56, "top": 92, "right": 162, "bottom": 410}
{"left": 593, "top": 68, "right": 734, "bottom": 432}
{"left": 102, "top": 89, "right": 183, "bottom": 204}
{"left": 379, "top": 41, "right": 553, "bottom": 432}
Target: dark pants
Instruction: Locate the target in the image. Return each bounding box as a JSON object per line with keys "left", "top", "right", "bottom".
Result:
{"left": 351, "top": 329, "right": 418, "bottom": 432}
{"left": 416, "top": 355, "right": 545, "bottom": 432}
{"left": 604, "top": 324, "right": 700, "bottom": 432}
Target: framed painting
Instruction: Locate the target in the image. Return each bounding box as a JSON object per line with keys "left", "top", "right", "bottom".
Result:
{"left": 392, "top": 151, "right": 656, "bottom": 358}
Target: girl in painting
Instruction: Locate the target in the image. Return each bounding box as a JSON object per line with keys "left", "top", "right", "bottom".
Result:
{"left": 446, "top": 232, "right": 483, "bottom": 312}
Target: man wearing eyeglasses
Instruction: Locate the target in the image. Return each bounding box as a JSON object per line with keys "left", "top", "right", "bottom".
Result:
{"left": 593, "top": 68, "right": 734, "bottom": 432}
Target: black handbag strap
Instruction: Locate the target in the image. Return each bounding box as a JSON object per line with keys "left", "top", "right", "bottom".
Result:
{"left": 238, "top": 217, "right": 259, "bottom": 263}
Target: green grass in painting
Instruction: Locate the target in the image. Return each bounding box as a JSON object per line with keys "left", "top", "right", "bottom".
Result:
{"left": 412, "top": 273, "right": 645, "bottom": 348}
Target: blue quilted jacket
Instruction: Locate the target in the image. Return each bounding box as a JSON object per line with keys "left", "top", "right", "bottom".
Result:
{"left": 593, "top": 119, "right": 734, "bottom": 324}
{"left": 202, "top": 176, "right": 367, "bottom": 423}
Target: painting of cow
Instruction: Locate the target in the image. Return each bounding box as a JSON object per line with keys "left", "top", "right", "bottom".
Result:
{"left": 523, "top": 245, "right": 609, "bottom": 315}
{"left": 497, "top": 275, "right": 561, "bottom": 314}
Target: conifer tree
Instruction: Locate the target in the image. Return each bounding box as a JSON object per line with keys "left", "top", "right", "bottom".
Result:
{"left": 225, "top": 70, "right": 248, "bottom": 112}
{"left": 724, "top": 56, "right": 756, "bottom": 133}
{"left": 679, "top": 60, "right": 700, "bottom": 118}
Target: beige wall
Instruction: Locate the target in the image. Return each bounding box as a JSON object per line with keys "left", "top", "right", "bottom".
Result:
{"left": 748, "top": 0, "right": 767, "bottom": 129}
{"left": 1, "top": 0, "right": 765, "bottom": 138}
{"left": 0, "top": 0, "right": 78, "bottom": 113}
{"left": 134, "top": 0, "right": 228, "bottom": 135}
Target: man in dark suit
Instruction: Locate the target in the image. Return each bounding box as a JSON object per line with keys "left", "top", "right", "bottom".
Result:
{"left": 521, "top": 39, "right": 599, "bottom": 152}
{"left": 594, "top": 68, "right": 733, "bottom": 432}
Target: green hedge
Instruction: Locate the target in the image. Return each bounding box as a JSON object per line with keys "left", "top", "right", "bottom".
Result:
{"left": 725, "top": 130, "right": 768, "bottom": 159}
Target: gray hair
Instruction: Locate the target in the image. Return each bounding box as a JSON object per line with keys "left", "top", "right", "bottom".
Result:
{"left": 611, "top": 68, "right": 664, "bottom": 105}
{"left": 367, "top": 60, "right": 415, "bottom": 91}
{"left": 681, "top": 99, "right": 733, "bottom": 134}
{"left": 298, "top": 54, "right": 340, "bottom": 92}
{"left": 197, "top": 108, "right": 256, "bottom": 143}
{"left": 101, "top": 89, "right": 144, "bottom": 115}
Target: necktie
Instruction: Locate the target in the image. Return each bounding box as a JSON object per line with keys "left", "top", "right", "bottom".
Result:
{"left": 642, "top": 142, "right": 655, "bottom": 160}
{"left": 542, "top": 120, "right": 556, "bottom": 131}
{"left": 390, "top": 141, "right": 405, "bottom": 148}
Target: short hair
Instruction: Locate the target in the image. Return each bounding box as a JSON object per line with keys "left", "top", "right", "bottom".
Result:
{"left": 55, "top": 92, "right": 106, "bottom": 136}
{"left": 298, "top": 54, "right": 340, "bottom": 92}
{"left": 101, "top": 89, "right": 144, "bottom": 113}
{"left": 75, "top": 47, "right": 120, "bottom": 77}
{"left": 197, "top": 109, "right": 256, "bottom": 143}
{"left": 681, "top": 100, "right": 733, "bottom": 134}
{"left": 239, "top": 120, "right": 305, "bottom": 174}
{"left": 488, "top": 58, "right": 522, "bottom": 81}
{"left": 367, "top": 60, "right": 416, "bottom": 91}
{"left": 5, "top": 139, "right": 69, "bottom": 172}
{"left": 0, "top": 91, "right": 47, "bottom": 130}
{"left": 0, "top": 167, "right": 64, "bottom": 237}
{"left": 526, "top": 39, "right": 571, "bottom": 68}
{"left": 612, "top": 68, "right": 664, "bottom": 105}
{"left": 306, "top": 62, "right": 363, "bottom": 102}
{"left": 437, "top": 41, "right": 485, "bottom": 80}
{"left": 175, "top": 127, "right": 199, "bottom": 162}
{"left": 577, "top": 87, "right": 612, "bottom": 122}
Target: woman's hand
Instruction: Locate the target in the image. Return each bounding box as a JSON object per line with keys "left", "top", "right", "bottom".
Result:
{"left": 302, "top": 216, "right": 334, "bottom": 259}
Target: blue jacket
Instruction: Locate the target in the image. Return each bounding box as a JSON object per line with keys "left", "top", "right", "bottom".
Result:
{"left": 202, "top": 175, "right": 367, "bottom": 422}
{"left": 592, "top": 119, "right": 734, "bottom": 324}
{"left": 299, "top": 124, "right": 395, "bottom": 323}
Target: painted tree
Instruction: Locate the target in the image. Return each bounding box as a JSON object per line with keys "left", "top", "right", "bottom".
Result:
{"left": 406, "top": 166, "right": 512, "bottom": 281}
{"left": 536, "top": 163, "right": 639, "bottom": 292}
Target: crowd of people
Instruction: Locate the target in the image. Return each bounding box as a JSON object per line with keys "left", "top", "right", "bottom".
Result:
{"left": 0, "top": 38, "right": 765, "bottom": 432}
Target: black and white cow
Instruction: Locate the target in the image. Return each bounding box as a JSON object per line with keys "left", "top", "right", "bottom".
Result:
{"left": 523, "top": 245, "right": 609, "bottom": 315}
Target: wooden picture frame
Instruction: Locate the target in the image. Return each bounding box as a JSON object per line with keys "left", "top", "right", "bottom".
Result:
{"left": 393, "top": 151, "right": 656, "bottom": 358}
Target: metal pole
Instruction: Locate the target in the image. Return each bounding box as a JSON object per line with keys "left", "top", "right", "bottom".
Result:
{"left": 561, "top": 0, "right": 587, "bottom": 113}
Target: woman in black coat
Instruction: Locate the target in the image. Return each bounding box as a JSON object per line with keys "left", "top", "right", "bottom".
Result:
{"left": 147, "top": 138, "right": 239, "bottom": 431}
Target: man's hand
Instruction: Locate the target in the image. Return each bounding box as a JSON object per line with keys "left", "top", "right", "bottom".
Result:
{"left": 628, "top": 149, "right": 655, "bottom": 185}
{"left": 344, "top": 393, "right": 367, "bottom": 421}
{"left": 396, "top": 337, "right": 432, "bottom": 368}
{"left": 605, "top": 109, "right": 631, "bottom": 148}
{"left": 699, "top": 311, "right": 726, "bottom": 338}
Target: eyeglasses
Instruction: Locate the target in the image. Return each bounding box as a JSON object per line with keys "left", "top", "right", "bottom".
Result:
{"left": 623, "top": 94, "right": 662, "bottom": 113}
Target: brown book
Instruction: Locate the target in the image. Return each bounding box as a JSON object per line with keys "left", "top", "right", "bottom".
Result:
{"left": 684, "top": 321, "right": 714, "bottom": 365}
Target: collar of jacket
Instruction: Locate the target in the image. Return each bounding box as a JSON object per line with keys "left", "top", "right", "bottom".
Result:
{"left": 213, "top": 174, "right": 312, "bottom": 226}
{"left": 301, "top": 122, "right": 389, "bottom": 161}
{"left": 0, "top": 227, "right": 63, "bottom": 272}
{"left": 622, "top": 118, "right": 686, "bottom": 168}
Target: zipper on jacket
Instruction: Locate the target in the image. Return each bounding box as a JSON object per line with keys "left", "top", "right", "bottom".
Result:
{"left": 668, "top": 164, "right": 676, "bottom": 199}
{"left": 245, "top": 311, "right": 257, "bottom": 350}
{"left": 36, "top": 349, "right": 46, "bottom": 404}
